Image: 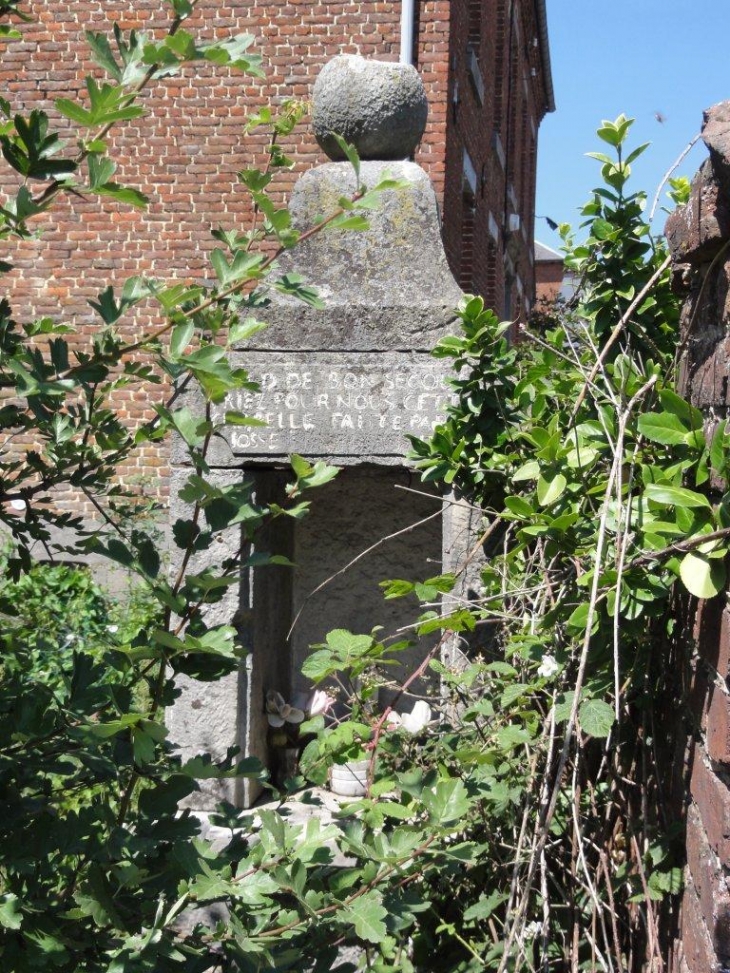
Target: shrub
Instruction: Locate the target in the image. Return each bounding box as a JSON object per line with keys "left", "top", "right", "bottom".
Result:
{"left": 0, "top": 4, "right": 710, "bottom": 966}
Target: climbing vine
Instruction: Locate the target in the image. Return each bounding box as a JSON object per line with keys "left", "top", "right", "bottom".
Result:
{"left": 301, "top": 117, "right": 709, "bottom": 971}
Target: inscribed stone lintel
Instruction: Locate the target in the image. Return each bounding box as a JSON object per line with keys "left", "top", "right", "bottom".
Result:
{"left": 214, "top": 351, "right": 453, "bottom": 460}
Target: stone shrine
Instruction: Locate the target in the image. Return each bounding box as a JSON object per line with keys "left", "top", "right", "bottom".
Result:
{"left": 168, "top": 56, "right": 480, "bottom": 807}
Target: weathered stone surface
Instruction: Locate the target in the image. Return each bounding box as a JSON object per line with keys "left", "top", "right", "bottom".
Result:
{"left": 680, "top": 872, "right": 724, "bottom": 973}
{"left": 678, "top": 260, "right": 730, "bottom": 412}
{"left": 210, "top": 351, "right": 452, "bottom": 461}
{"left": 685, "top": 803, "right": 730, "bottom": 959}
{"left": 703, "top": 101, "right": 730, "bottom": 196}
{"left": 682, "top": 333, "right": 730, "bottom": 413}
{"left": 263, "top": 160, "right": 462, "bottom": 344}
{"left": 312, "top": 55, "right": 428, "bottom": 161}
{"left": 665, "top": 160, "right": 730, "bottom": 265}
{"left": 167, "top": 468, "right": 294, "bottom": 809}
{"left": 439, "top": 491, "right": 491, "bottom": 719}
{"left": 689, "top": 745, "right": 730, "bottom": 863}
{"left": 166, "top": 469, "right": 248, "bottom": 810}
{"left": 288, "top": 469, "right": 443, "bottom": 700}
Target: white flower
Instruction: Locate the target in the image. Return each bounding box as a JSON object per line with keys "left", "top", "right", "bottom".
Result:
{"left": 265, "top": 690, "right": 305, "bottom": 728}
{"left": 306, "top": 688, "right": 335, "bottom": 718}
{"left": 291, "top": 688, "right": 336, "bottom": 719}
{"left": 537, "top": 654, "right": 559, "bottom": 679}
{"left": 389, "top": 700, "right": 432, "bottom": 734}
{"left": 523, "top": 920, "right": 543, "bottom": 940}
{"left": 107, "top": 624, "right": 119, "bottom": 634}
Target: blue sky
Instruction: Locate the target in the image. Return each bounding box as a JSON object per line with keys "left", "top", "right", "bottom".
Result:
{"left": 535, "top": 1, "right": 730, "bottom": 249}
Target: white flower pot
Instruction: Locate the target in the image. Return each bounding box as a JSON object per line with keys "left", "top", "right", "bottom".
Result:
{"left": 329, "top": 758, "right": 369, "bottom": 797}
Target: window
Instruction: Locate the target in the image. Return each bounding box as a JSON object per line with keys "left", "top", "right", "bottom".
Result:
{"left": 460, "top": 149, "right": 478, "bottom": 292}
{"left": 459, "top": 202, "right": 476, "bottom": 292}
{"left": 467, "top": 0, "right": 482, "bottom": 48}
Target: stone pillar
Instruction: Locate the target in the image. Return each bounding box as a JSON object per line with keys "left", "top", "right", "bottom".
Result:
{"left": 168, "top": 55, "right": 464, "bottom": 808}
{"left": 665, "top": 101, "right": 730, "bottom": 973}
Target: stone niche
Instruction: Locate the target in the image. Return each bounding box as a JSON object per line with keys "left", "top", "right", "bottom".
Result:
{"left": 167, "top": 57, "right": 480, "bottom": 808}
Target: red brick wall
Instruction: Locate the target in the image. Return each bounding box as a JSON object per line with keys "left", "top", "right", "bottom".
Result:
{"left": 441, "top": 0, "right": 549, "bottom": 320}
{"left": 673, "top": 597, "right": 730, "bottom": 971}
{"left": 2, "top": 0, "right": 550, "bottom": 506}
{"left": 535, "top": 257, "right": 563, "bottom": 305}
{"left": 665, "top": 105, "right": 730, "bottom": 972}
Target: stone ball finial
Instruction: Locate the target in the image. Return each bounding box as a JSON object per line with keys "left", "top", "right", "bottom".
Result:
{"left": 312, "top": 55, "right": 428, "bottom": 162}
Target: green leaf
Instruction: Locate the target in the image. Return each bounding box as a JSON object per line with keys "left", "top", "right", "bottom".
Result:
{"left": 679, "top": 551, "right": 726, "bottom": 599}
{"left": 170, "top": 407, "right": 207, "bottom": 447}
{"left": 170, "top": 320, "right": 194, "bottom": 358}
{"left": 87, "top": 154, "right": 116, "bottom": 188}
{"left": 579, "top": 698, "right": 615, "bottom": 739}
{"left": 565, "top": 444, "right": 599, "bottom": 469}
{"left": 537, "top": 472, "right": 566, "bottom": 507}
{"left": 154, "top": 282, "right": 203, "bottom": 311}
{"left": 188, "top": 868, "right": 237, "bottom": 903}
{"left": 330, "top": 132, "right": 361, "bottom": 185}
{"left": 55, "top": 98, "right": 93, "bottom": 126}
{"left": 73, "top": 866, "right": 124, "bottom": 929}
{"left": 327, "top": 213, "right": 370, "bottom": 232}
{"left": 423, "top": 778, "right": 469, "bottom": 824}
{"left": 566, "top": 602, "right": 599, "bottom": 634}
{"left": 288, "top": 454, "right": 339, "bottom": 492}
{"left": 301, "top": 650, "right": 339, "bottom": 681}
{"left": 0, "top": 893, "right": 22, "bottom": 930}
{"left": 553, "top": 691, "right": 576, "bottom": 724}
{"left": 591, "top": 218, "right": 614, "bottom": 240}
{"left": 229, "top": 316, "right": 267, "bottom": 345}
{"left": 224, "top": 411, "right": 267, "bottom": 427}
{"left": 210, "top": 248, "right": 264, "bottom": 285}
{"left": 585, "top": 151, "right": 613, "bottom": 166}
{"left": 165, "top": 29, "right": 198, "bottom": 59}
{"left": 463, "top": 891, "right": 508, "bottom": 924}
{"left": 343, "top": 891, "right": 388, "bottom": 944}
{"left": 624, "top": 142, "right": 650, "bottom": 165}
{"left": 85, "top": 30, "right": 123, "bottom": 81}
{"left": 648, "top": 866, "right": 684, "bottom": 895}
{"left": 132, "top": 723, "right": 159, "bottom": 765}
{"left": 94, "top": 182, "right": 149, "bottom": 209}
{"left": 412, "top": 574, "right": 456, "bottom": 601}
{"left": 238, "top": 167, "right": 272, "bottom": 192}
{"left": 513, "top": 459, "right": 540, "bottom": 482}
{"left": 83, "top": 714, "right": 142, "bottom": 739}
{"left": 89, "top": 284, "right": 129, "bottom": 324}
{"left": 500, "top": 683, "right": 529, "bottom": 707}
{"left": 326, "top": 628, "right": 373, "bottom": 660}
{"left": 637, "top": 412, "right": 690, "bottom": 445}
{"left": 658, "top": 388, "right": 703, "bottom": 426}
{"left": 504, "top": 496, "right": 534, "bottom": 518}
{"left": 644, "top": 483, "right": 711, "bottom": 510}
{"left": 380, "top": 579, "right": 415, "bottom": 600}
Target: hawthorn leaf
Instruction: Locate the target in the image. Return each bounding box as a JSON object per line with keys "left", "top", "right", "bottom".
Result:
{"left": 343, "top": 891, "right": 388, "bottom": 944}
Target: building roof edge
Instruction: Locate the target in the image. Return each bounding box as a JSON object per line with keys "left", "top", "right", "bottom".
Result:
{"left": 534, "top": 239, "right": 563, "bottom": 261}
{"left": 535, "top": 0, "right": 556, "bottom": 114}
